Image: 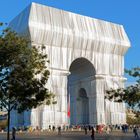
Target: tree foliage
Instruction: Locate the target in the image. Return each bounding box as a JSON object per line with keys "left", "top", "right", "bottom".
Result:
{"left": 0, "top": 22, "right": 57, "bottom": 112}
{"left": 0, "top": 120, "right": 7, "bottom": 130}
{"left": 106, "top": 67, "right": 140, "bottom": 110}
{"left": 126, "top": 111, "right": 140, "bottom": 125}
{"left": 0, "top": 23, "right": 56, "bottom": 140}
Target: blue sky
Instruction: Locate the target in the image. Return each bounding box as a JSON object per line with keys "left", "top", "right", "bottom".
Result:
{"left": 0, "top": 0, "right": 139, "bottom": 82}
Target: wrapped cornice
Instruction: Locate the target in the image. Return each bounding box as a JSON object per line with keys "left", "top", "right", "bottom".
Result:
{"left": 9, "top": 2, "right": 130, "bottom": 56}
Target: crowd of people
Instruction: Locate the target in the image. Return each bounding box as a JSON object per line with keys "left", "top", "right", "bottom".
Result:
{"left": 0, "top": 124, "right": 139, "bottom": 140}
{"left": 44, "top": 124, "right": 140, "bottom": 139}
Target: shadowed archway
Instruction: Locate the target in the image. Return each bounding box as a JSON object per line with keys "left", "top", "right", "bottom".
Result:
{"left": 68, "top": 57, "right": 96, "bottom": 125}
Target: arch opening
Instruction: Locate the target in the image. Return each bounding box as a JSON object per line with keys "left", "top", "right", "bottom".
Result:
{"left": 68, "top": 58, "right": 96, "bottom": 125}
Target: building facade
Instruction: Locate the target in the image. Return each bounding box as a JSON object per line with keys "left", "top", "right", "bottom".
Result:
{"left": 9, "top": 2, "right": 130, "bottom": 129}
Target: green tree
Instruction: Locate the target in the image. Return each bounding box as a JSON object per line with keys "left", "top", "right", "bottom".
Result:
{"left": 0, "top": 23, "right": 55, "bottom": 140}
{"left": 106, "top": 67, "right": 140, "bottom": 110}
{"left": 126, "top": 112, "right": 140, "bottom": 125}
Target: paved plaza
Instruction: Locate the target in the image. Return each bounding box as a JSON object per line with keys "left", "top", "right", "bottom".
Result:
{"left": 0, "top": 130, "right": 139, "bottom": 140}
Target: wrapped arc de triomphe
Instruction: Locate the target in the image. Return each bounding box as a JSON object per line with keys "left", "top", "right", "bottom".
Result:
{"left": 9, "top": 2, "right": 130, "bottom": 129}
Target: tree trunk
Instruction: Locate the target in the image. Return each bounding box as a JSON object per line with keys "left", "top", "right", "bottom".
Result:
{"left": 7, "top": 110, "right": 10, "bottom": 140}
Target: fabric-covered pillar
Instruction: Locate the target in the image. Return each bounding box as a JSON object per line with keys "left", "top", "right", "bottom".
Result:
{"left": 89, "top": 79, "right": 97, "bottom": 125}
{"left": 48, "top": 68, "right": 69, "bottom": 126}
{"left": 69, "top": 84, "right": 77, "bottom": 125}
{"left": 30, "top": 109, "right": 39, "bottom": 129}
{"left": 104, "top": 76, "right": 126, "bottom": 125}
{"left": 95, "top": 75, "right": 105, "bottom": 125}
{"left": 89, "top": 97, "right": 97, "bottom": 124}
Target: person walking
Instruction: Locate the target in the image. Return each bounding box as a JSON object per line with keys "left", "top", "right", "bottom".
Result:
{"left": 106, "top": 126, "right": 110, "bottom": 134}
{"left": 133, "top": 127, "right": 139, "bottom": 138}
{"left": 91, "top": 127, "right": 95, "bottom": 140}
{"left": 52, "top": 126, "right": 55, "bottom": 131}
{"left": 58, "top": 126, "right": 61, "bottom": 135}
{"left": 84, "top": 126, "right": 88, "bottom": 135}
{"left": 11, "top": 127, "right": 16, "bottom": 140}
